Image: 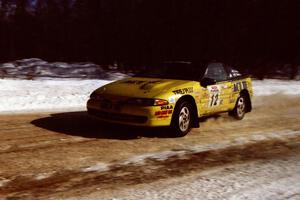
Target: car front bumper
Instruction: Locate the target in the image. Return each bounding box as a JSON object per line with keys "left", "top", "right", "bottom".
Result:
{"left": 87, "top": 99, "right": 173, "bottom": 127}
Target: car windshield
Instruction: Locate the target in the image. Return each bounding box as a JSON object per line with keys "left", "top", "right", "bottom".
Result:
{"left": 134, "top": 62, "right": 206, "bottom": 81}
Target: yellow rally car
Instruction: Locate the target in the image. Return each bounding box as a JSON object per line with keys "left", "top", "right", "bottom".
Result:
{"left": 87, "top": 61, "right": 252, "bottom": 137}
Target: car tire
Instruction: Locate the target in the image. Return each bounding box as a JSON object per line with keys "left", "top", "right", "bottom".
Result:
{"left": 230, "top": 95, "right": 247, "bottom": 120}
{"left": 170, "top": 101, "right": 193, "bottom": 137}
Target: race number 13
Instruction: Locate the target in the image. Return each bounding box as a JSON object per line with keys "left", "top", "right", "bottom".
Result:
{"left": 209, "top": 93, "right": 219, "bottom": 107}
{"left": 208, "top": 85, "right": 221, "bottom": 107}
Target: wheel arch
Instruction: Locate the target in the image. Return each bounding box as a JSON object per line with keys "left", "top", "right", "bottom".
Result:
{"left": 240, "top": 89, "right": 252, "bottom": 112}
{"left": 172, "top": 95, "right": 199, "bottom": 128}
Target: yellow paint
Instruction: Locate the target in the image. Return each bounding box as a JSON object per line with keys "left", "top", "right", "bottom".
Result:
{"left": 87, "top": 76, "right": 253, "bottom": 126}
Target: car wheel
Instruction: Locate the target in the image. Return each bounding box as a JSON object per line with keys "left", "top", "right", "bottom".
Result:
{"left": 171, "top": 101, "right": 192, "bottom": 137}
{"left": 230, "top": 95, "right": 246, "bottom": 120}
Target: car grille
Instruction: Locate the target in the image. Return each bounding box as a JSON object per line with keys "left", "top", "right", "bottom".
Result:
{"left": 88, "top": 108, "right": 148, "bottom": 124}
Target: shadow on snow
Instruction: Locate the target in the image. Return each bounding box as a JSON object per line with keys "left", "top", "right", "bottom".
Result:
{"left": 31, "top": 111, "right": 173, "bottom": 140}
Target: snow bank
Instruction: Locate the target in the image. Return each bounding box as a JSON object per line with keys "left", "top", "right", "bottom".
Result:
{"left": 253, "top": 79, "right": 300, "bottom": 96}
{"left": 0, "top": 79, "right": 111, "bottom": 113}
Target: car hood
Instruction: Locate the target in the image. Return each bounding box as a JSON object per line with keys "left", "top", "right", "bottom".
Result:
{"left": 94, "top": 77, "right": 195, "bottom": 98}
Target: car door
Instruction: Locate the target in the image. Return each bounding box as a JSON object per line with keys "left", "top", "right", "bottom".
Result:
{"left": 199, "top": 63, "right": 232, "bottom": 114}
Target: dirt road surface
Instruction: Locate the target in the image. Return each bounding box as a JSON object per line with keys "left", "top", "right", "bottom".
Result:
{"left": 0, "top": 94, "right": 299, "bottom": 199}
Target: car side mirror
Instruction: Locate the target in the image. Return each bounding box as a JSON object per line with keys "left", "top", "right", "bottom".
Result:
{"left": 200, "top": 78, "right": 217, "bottom": 87}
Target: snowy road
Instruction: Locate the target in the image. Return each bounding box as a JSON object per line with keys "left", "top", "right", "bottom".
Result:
{"left": 0, "top": 94, "right": 300, "bottom": 199}
{"left": 73, "top": 151, "right": 300, "bottom": 200}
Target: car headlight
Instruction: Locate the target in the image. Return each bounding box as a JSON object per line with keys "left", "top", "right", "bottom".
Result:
{"left": 126, "top": 98, "right": 168, "bottom": 106}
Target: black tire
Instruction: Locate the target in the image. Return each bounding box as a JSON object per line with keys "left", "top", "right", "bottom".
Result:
{"left": 170, "top": 101, "right": 193, "bottom": 137}
{"left": 230, "top": 95, "right": 247, "bottom": 120}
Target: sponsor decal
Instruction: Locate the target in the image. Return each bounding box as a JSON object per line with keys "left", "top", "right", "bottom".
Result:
{"left": 242, "top": 81, "right": 248, "bottom": 89}
{"left": 222, "top": 85, "right": 229, "bottom": 89}
{"left": 233, "top": 81, "right": 248, "bottom": 92}
{"left": 155, "top": 109, "right": 173, "bottom": 117}
{"left": 172, "top": 87, "right": 193, "bottom": 95}
{"left": 210, "top": 85, "right": 219, "bottom": 92}
{"left": 161, "top": 110, "right": 168, "bottom": 115}
{"left": 161, "top": 105, "right": 173, "bottom": 110}
{"left": 157, "top": 115, "right": 169, "bottom": 118}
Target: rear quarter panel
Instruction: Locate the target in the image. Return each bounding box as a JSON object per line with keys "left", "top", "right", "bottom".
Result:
{"left": 229, "top": 76, "right": 253, "bottom": 110}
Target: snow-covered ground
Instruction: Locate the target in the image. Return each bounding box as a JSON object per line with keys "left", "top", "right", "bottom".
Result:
{"left": 0, "top": 58, "right": 299, "bottom": 113}
{"left": 253, "top": 79, "right": 300, "bottom": 96}
{"left": 0, "top": 79, "right": 111, "bottom": 113}
{"left": 0, "top": 58, "right": 129, "bottom": 113}
{"left": 81, "top": 153, "right": 300, "bottom": 200}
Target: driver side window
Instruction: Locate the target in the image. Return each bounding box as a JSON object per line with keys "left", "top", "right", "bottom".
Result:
{"left": 204, "top": 63, "right": 228, "bottom": 82}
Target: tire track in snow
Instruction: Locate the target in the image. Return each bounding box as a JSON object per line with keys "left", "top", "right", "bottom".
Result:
{"left": 1, "top": 131, "right": 300, "bottom": 200}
